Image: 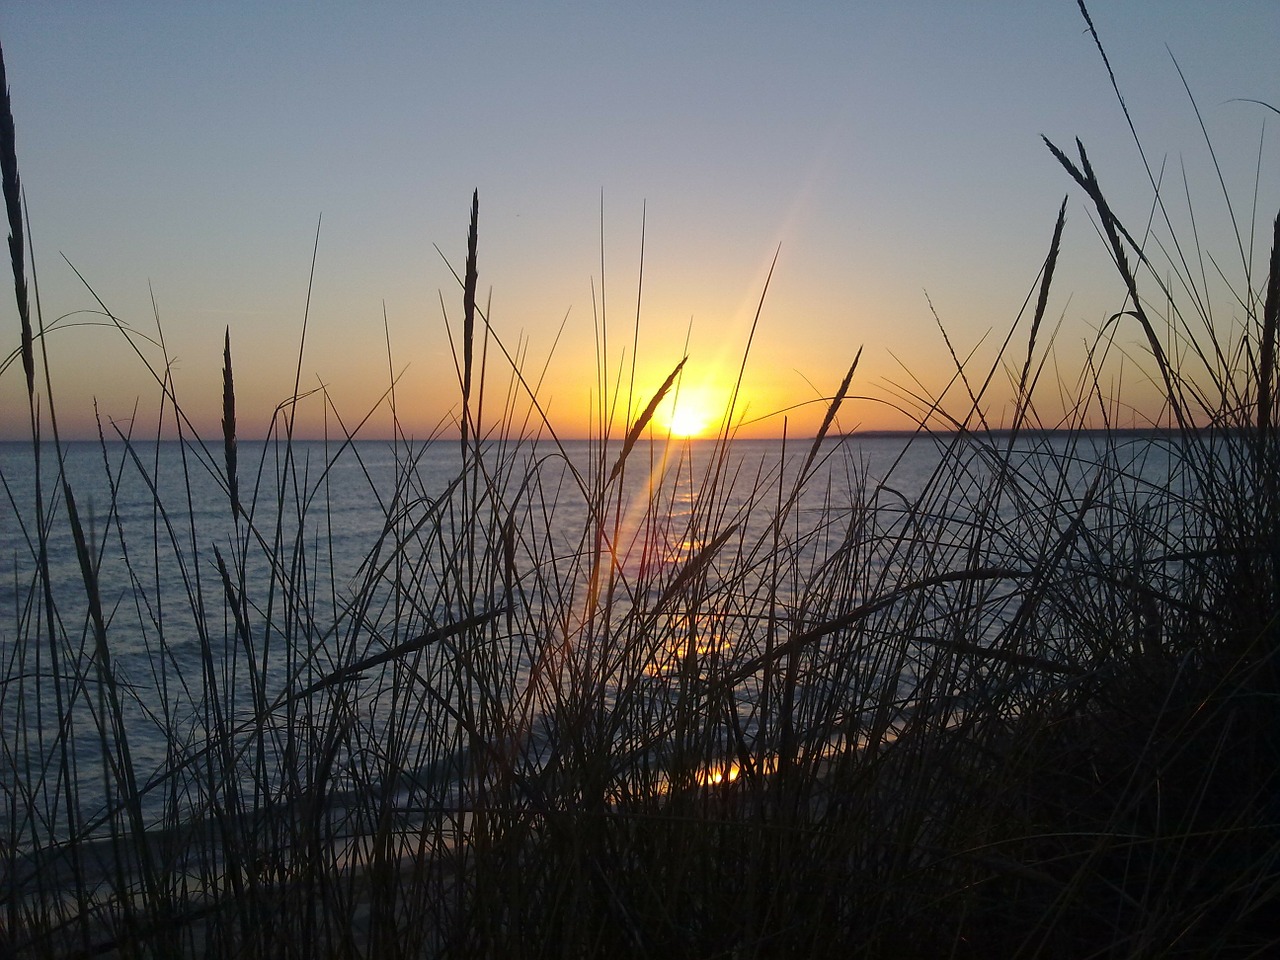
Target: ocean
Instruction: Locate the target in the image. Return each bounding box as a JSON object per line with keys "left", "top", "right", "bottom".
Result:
{"left": 0, "top": 431, "right": 1189, "bottom": 859}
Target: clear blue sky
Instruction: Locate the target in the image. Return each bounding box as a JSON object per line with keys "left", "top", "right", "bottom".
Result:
{"left": 2, "top": 2, "right": 1277, "bottom": 440}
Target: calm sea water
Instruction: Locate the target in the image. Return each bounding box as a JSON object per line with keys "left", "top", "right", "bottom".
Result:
{"left": 0, "top": 432, "right": 1186, "bottom": 843}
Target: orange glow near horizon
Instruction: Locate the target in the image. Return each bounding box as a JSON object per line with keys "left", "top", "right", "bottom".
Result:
{"left": 656, "top": 383, "right": 731, "bottom": 439}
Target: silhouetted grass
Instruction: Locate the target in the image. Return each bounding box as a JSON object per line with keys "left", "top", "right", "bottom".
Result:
{"left": 3, "top": 8, "right": 1279, "bottom": 958}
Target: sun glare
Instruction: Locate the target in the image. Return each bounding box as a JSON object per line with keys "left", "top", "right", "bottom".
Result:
{"left": 666, "top": 403, "right": 710, "bottom": 438}
{"left": 659, "top": 387, "right": 725, "bottom": 438}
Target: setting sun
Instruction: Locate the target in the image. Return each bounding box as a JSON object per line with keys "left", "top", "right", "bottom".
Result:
{"left": 658, "top": 385, "right": 727, "bottom": 438}
{"left": 665, "top": 400, "right": 712, "bottom": 438}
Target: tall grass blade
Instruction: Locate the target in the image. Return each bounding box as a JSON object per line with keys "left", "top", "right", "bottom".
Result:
{"left": 222, "top": 326, "right": 240, "bottom": 521}
{"left": 1015, "top": 196, "right": 1067, "bottom": 413}
{"left": 1259, "top": 213, "right": 1280, "bottom": 435}
{"left": 607, "top": 356, "right": 686, "bottom": 484}
{"left": 1045, "top": 136, "right": 1185, "bottom": 428}
{"left": 461, "top": 189, "right": 479, "bottom": 450}
{"left": 0, "top": 39, "right": 32, "bottom": 398}
{"left": 795, "top": 347, "right": 861, "bottom": 487}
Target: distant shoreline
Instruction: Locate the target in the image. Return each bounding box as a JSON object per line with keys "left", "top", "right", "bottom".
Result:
{"left": 829, "top": 426, "right": 1188, "bottom": 440}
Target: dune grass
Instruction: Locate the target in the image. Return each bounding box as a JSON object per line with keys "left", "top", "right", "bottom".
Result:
{"left": 3, "top": 11, "right": 1280, "bottom": 959}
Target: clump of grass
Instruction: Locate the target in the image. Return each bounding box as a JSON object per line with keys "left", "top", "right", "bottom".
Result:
{"left": 3, "top": 7, "right": 1280, "bottom": 958}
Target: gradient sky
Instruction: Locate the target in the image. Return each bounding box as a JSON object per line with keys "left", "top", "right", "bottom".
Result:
{"left": 1, "top": 2, "right": 1277, "bottom": 441}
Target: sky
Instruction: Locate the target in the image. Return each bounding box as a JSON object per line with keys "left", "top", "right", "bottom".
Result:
{"left": 1, "top": 2, "right": 1278, "bottom": 441}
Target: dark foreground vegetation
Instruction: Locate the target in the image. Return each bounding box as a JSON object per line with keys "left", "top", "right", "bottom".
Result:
{"left": 3, "top": 9, "right": 1279, "bottom": 958}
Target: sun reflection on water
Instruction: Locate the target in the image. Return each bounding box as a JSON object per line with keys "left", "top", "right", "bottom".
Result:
{"left": 643, "top": 612, "right": 733, "bottom": 678}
